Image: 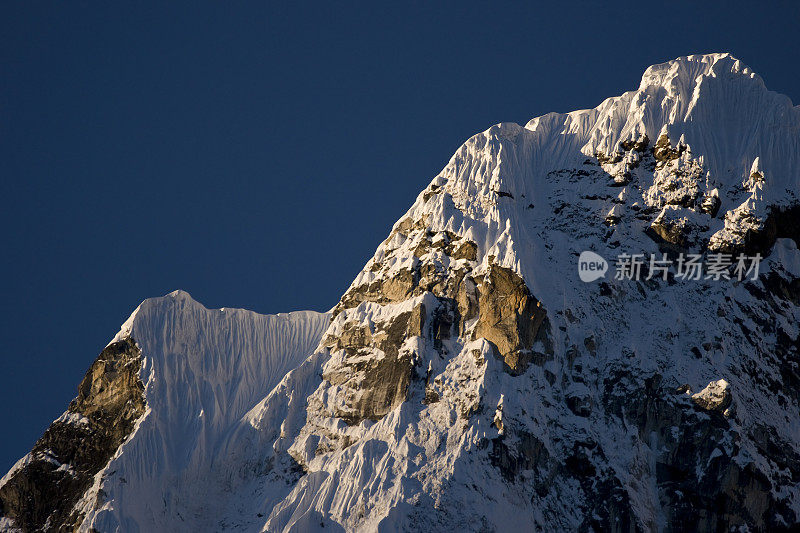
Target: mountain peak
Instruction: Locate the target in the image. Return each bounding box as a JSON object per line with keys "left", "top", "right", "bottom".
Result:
{"left": 638, "top": 52, "right": 762, "bottom": 92}
{"left": 4, "top": 54, "right": 800, "bottom": 532}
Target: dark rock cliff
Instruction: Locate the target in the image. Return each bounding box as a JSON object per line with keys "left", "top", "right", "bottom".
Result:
{"left": 0, "top": 338, "right": 145, "bottom": 532}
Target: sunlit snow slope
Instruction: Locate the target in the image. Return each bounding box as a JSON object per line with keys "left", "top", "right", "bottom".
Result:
{"left": 1, "top": 291, "right": 329, "bottom": 532}
{"left": 84, "top": 292, "right": 330, "bottom": 531}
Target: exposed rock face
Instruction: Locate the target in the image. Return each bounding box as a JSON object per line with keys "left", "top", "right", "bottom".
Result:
{"left": 690, "top": 379, "right": 732, "bottom": 412}
{"left": 320, "top": 306, "right": 428, "bottom": 424}
{"left": 647, "top": 205, "right": 710, "bottom": 249}
{"left": 592, "top": 128, "right": 800, "bottom": 257}
{"left": 597, "top": 372, "right": 792, "bottom": 532}
{"left": 0, "top": 338, "right": 145, "bottom": 532}
{"left": 303, "top": 213, "right": 551, "bottom": 441}
{"left": 699, "top": 190, "right": 721, "bottom": 217}
{"left": 473, "top": 263, "right": 547, "bottom": 374}
{"left": 718, "top": 204, "right": 800, "bottom": 255}
{"left": 331, "top": 220, "right": 481, "bottom": 323}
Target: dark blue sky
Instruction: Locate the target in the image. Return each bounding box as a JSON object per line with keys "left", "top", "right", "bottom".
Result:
{"left": 2, "top": 2, "right": 799, "bottom": 471}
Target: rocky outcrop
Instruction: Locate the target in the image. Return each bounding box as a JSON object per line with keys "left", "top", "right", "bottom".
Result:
{"left": 332, "top": 226, "right": 478, "bottom": 318}
{"left": 600, "top": 373, "right": 795, "bottom": 532}
{"left": 699, "top": 190, "right": 721, "bottom": 217}
{"left": 690, "top": 379, "right": 732, "bottom": 413}
{"left": 647, "top": 205, "right": 710, "bottom": 249}
{"left": 652, "top": 133, "right": 685, "bottom": 165}
{"left": 473, "top": 264, "right": 547, "bottom": 374}
{"left": 0, "top": 338, "right": 145, "bottom": 532}
{"left": 719, "top": 203, "right": 800, "bottom": 255}
{"left": 316, "top": 208, "right": 552, "bottom": 428}
{"left": 321, "top": 304, "right": 432, "bottom": 424}
{"left": 592, "top": 130, "right": 800, "bottom": 258}
{"left": 483, "top": 363, "right": 798, "bottom": 532}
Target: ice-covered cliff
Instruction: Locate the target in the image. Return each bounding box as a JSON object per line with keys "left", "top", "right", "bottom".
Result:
{"left": 0, "top": 292, "right": 329, "bottom": 531}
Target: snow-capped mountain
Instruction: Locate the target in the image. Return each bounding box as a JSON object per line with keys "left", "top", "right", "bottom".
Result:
{"left": 3, "top": 53, "right": 800, "bottom": 532}
{"left": 0, "top": 293, "right": 330, "bottom": 532}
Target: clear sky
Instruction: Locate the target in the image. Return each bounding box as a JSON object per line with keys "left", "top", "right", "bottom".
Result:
{"left": 1, "top": 1, "right": 799, "bottom": 472}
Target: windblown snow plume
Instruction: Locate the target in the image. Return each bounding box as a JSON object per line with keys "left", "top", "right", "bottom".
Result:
{"left": 3, "top": 53, "right": 800, "bottom": 532}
